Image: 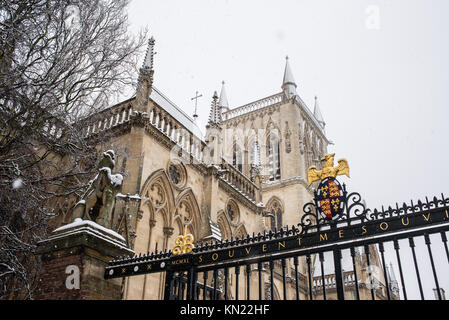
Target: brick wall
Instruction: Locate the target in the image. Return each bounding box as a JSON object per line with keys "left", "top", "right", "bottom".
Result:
{"left": 35, "top": 246, "right": 122, "bottom": 300}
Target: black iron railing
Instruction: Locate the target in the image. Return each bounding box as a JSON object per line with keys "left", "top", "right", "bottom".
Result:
{"left": 105, "top": 191, "right": 449, "bottom": 301}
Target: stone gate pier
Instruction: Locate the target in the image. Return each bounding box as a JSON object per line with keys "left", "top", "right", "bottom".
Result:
{"left": 35, "top": 218, "right": 133, "bottom": 300}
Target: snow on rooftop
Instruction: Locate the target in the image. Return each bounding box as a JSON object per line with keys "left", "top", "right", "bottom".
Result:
{"left": 151, "top": 87, "right": 204, "bottom": 140}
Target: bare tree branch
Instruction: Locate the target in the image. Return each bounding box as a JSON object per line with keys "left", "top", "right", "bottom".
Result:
{"left": 0, "top": 0, "right": 147, "bottom": 299}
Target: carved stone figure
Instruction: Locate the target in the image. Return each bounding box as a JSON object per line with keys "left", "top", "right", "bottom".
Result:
{"left": 72, "top": 150, "right": 123, "bottom": 229}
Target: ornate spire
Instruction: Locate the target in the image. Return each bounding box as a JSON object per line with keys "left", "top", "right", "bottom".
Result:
{"left": 142, "top": 36, "right": 155, "bottom": 70}
{"left": 218, "top": 81, "right": 229, "bottom": 112}
{"left": 313, "top": 96, "right": 325, "bottom": 129}
{"left": 207, "top": 91, "right": 221, "bottom": 127}
{"left": 135, "top": 36, "right": 155, "bottom": 111}
{"left": 282, "top": 56, "right": 297, "bottom": 99}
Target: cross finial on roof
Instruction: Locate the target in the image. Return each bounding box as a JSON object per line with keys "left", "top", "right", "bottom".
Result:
{"left": 191, "top": 91, "right": 202, "bottom": 120}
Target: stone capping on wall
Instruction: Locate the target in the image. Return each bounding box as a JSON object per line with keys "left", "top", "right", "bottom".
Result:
{"left": 262, "top": 175, "right": 312, "bottom": 193}
{"left": 37, "top": 218, "right": 134, "bottom": 259}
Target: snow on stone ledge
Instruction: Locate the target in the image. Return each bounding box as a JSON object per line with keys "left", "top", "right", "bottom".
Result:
{"left": 53, "top": 218, "right": 126, "bottom": 243}
{"left": 116, "top": 193, "right": 141, "bottom": 200}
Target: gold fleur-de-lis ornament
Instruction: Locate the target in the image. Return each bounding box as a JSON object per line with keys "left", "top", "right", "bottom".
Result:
{"left": 172, "top": 225, "right": 195, "bottom": 255}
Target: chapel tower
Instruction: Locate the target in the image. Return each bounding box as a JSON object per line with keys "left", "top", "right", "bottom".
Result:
{"left": 214, "top": 56, "right": 330, "bottom": 230}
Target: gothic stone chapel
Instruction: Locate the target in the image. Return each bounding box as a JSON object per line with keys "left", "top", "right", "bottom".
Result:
{"left": 37, "top": 37, "right": 391, "bottom": 301}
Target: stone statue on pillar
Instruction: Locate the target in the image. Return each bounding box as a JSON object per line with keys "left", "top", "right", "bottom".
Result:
{"left": 72, "top": 150, "right": 123, "bottom": 229}
{"left": 35, "top": 150, "right": 132, "bottom": 300}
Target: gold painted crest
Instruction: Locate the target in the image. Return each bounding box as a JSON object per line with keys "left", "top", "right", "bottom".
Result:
{"left": 307, "top": 153, "right": 350, "bottom": 186}
{"left": 172, "top": 225, "right": 195, "bottom": 255}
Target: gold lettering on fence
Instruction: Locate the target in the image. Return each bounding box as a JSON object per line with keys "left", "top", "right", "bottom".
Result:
{"left": 298, "top": 238, "right": 302, "bottom": 247}
{"left": 422, "top": 213, "right": 431, "bottom": 222}
{"left": 228, "top": 250, "right": 235, "bottom": 258}
{"left": 320, "top": 233, "right": 328, "bottom": 241}
{"left": 339, "top": 230, "right": 344, "bottom": 239}
{"left": 199, "top": 255, "right": 203, "bottom": 263}
{"left": 245, "top": 247, "right": 251, "bottom": 255}
{"left": 212, "top": 253, "right": 218, "bottom": 261}
{"left": 401, "top": 217, "right": 410, "bottom": 226}
{"left": 262, "top": 244, "right": 267, "bottom": 252}
{"left": 172, "top": 258, "right": 189, "bottom": 265}
{"left": 361, "top": 225, "right": 367, "bottom": 235}
{"left": 278, "top": 241, "right": 286, "bottom": 250}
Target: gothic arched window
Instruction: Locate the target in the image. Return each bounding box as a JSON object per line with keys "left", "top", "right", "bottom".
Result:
{"left": 268, "top": 200, "right": 283, "bottom": 231}
{"left": 233, "top": 142, "right": 243, "bottom": 172}
{"left": 267, "top": 133, "right": 281, "bottom": 181}
{"left": 249, "top": 138, "right": 259, "bottom": 167}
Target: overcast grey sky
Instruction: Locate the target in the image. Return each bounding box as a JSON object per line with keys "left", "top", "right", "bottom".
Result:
{"left": 126, "top": 0, "right": 449, "bottom": 299}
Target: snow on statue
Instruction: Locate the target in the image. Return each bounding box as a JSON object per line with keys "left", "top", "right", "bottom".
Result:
{"left": 72, "top": 150, "right": 123, "bottom": 229}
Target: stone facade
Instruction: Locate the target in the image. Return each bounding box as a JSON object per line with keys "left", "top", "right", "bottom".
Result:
{"left": 49, "top": 38, "right": 395, "bottom": 300}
